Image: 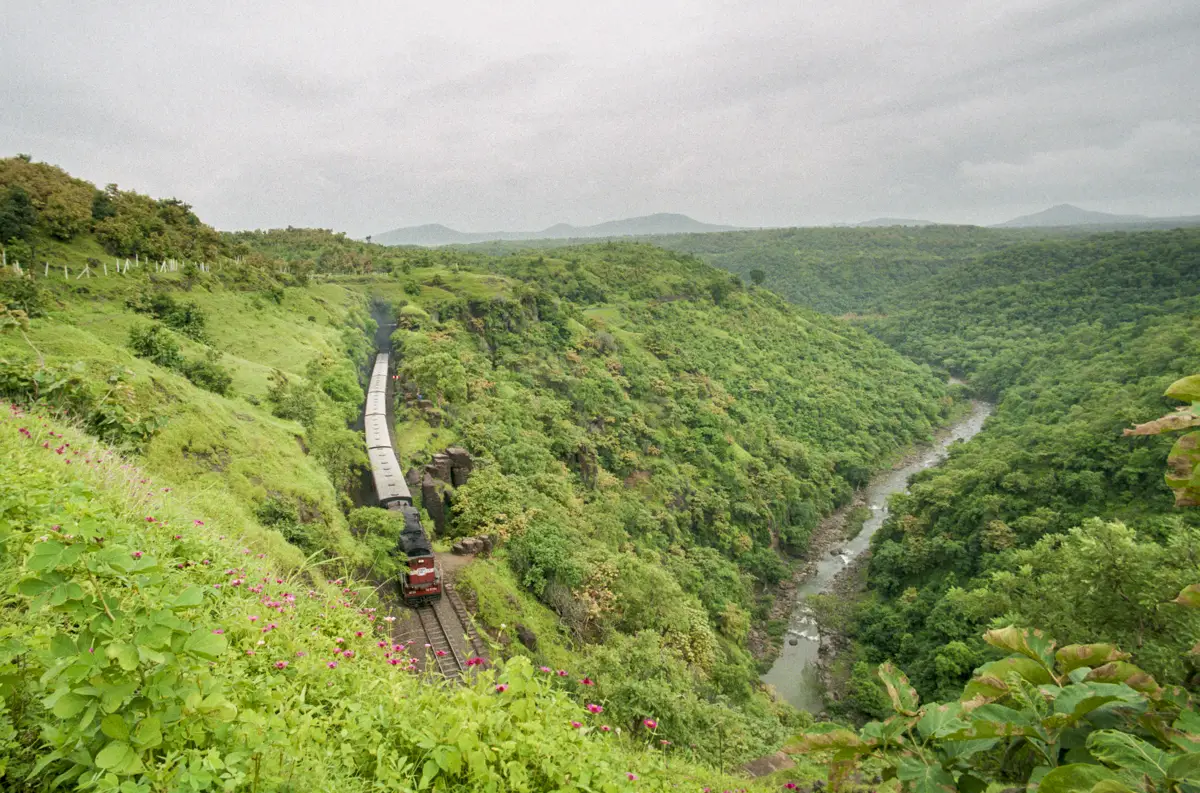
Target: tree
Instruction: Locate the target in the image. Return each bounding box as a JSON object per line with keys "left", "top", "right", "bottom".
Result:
{"left": 748, "top": 268, "right": 765, "bottom": 286}
{"left": 0, "top": 185, "right": 36, "bottom": 243}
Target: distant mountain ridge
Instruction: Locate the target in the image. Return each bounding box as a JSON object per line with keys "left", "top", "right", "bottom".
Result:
{"left": 853, "top": 217, "right": 937, "bottom": 227}
{"left": 372, "top": 212, "right": 739, "bottom": 246}
{"left": 994, "top": 203, "right": 1200, "bottom": 229}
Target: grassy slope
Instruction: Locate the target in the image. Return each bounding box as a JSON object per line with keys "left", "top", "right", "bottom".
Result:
{"left": 1, "top": 402, "right": 807, "bottom": 792}
{"left": 0, "top": 239, "right": 368, "bottom": 565}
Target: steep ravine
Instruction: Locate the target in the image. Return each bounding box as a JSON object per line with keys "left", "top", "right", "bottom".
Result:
{"left": 760, "top": 400, "right": 993, "bottom": 714}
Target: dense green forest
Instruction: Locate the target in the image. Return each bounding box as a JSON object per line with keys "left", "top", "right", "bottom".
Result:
{"left": 0, "top": 158, "right": 960, "bottom": 790}
{"left": 470, "top": 226, "right": 1071, "bottom": 315}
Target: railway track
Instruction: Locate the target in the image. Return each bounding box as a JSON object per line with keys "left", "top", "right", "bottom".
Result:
{"left": 415, "top": 602, "right": 467, "bottom": 680}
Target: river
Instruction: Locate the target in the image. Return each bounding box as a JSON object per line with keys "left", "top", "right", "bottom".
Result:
{"left": 760, "top": 400, "right": 994, "bottom": 714}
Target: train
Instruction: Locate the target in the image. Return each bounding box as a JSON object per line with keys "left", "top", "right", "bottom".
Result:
{"left": 365, "top": 352, "right": 442, "bottom": 605}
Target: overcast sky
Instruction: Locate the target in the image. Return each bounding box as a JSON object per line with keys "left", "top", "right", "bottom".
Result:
{"left": 2, "top": 1, "right": 1197, "bottom": 235}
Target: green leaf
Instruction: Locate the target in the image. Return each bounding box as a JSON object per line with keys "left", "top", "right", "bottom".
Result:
{"left": 1174, "top": 584, "right": 1200, "bottom": 609}
{"left": 962, "top": 656, "right": 1053, "bottom": 700}
{"left": 1166, "top": 375, "right": 1200, "bottom": 402}
{"left": 420, "top": 758, "right": 439, "bottom": 789}
{"left": 26, "top": 541, "right": 82, "bottom": 572}
{"left": 1166, "top": 432, "right": 1200, "bottom": 507}
{"left": 105, "top": 642, "right": 139, "bottom": 672}
{"left": 1084, "top": 663, "right": 1160, "bottom": 695}
{"left": 95, "top": 740, "right": 140, "bottom": 774}
{"left": 100, "top": 714, "right": 129, "bottom": 741}
{"left": 955, "top": 773, "right": 987, "bottom": 793}
{"left": 793, "top": 724, "right": 865, "bottom": 753}
{"left": 1168, "top": 753, "right": 1200, "bottom": 782}
{"left": 982, "top": 626, "right": 1057, "bottom": 670}
{"left": 918, "top": 703, "right": 969, "bottom": 739}
{"left": 877, "top": 661, "right": 920, "bottom": 714}
{"left": 1087, "top": 730, "right": 1171, "bottom": 782}
{"left": 1056, "top": 644, "right": 1131, "bottom": 673}
{"left": 1053, "top": 682, "right": 1142, "bottom": 718}
{"left": 1038, "top": 764, "right": 1120, "bottom": 793}
{"left": 132, "top": 716, "right": 162, "bottom": 750}
{"left": 170, "top": 586, "right": 205, "bottom": 610}
{"left": 50, "top": 692, "right": 88, "bottom": 719}
{"left": 182, "top": 629, "right": 227, "bottom": 661}
{"left": 896, "top": 757, "right": 956, "bottom": 793}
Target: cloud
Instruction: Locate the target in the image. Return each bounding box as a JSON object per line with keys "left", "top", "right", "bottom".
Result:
{"left": 1, "top": 0, "right": 1197, "bottom": 232}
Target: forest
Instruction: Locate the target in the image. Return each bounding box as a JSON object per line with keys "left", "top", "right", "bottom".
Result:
{"left": 2, "top": 157, "right": 1198, "bottom": 792}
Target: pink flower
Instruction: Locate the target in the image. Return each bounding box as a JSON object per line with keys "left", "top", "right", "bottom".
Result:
{"left": 342, "top": 650, "right": 354, "bottom": 658}
{"left": 212, "top": 629, "right": 225, "bottom": 635}
{"left": 245, "top": 650, "right": 255, "bottom": 656}
{"left": 643, "top": 718, "right": 658, "bottom": 730}
{"left": 389, "top": 658, "right": 401, "bottom": 666}
{"left": 784, "top": 785, "right": 798, "bottom": 791}
{"left": 355, "top": 631, "right": 363, "bottom": 638}
{"left": 556, "top": 669, "right": 568, "bottom": 677}
{"left": 495, "top": 684, "right": 508, "bottom": 693}
{"left": 145, "top": 516, "right": 156, "bottom": 523}
{"left": 327, "top": 661, "right": 338, "bottom": 669}
{"left": 466, "top": 657, "right": 487, "bottom": 667}
{"left": 296, "top": 651, "right": 307, "bottom": 657}
{"left": 539, "top": 666, "right": 552, "bottom": 673}
{"left": 436, "top": 650, "right": 447, "bottom": 657}
{"left": 570, "top": 721, "right": 582, "bottom": 729}
{"left": 194, "top": 520, "right": 204, "bottom": 526}
{"left": 659, "top": 739, "right": 670, "bottom": 746}
{"left": 424, "top": 643, "right": 432, "bottom": 648}
{"left": 334, "top": 637, "right": 344, "bottom": 644}
{"left": 275, "top": 661, "right": 288, "bottom": 669}
{"left": 627, "top": 773, "right": 638, "bottom": 781}
{"left": 248, "top": 615, "right": 259, "bottom": 622}
{"left": 586, "top": 703, "right": 603, "bottom": 714}
{"left": 173, "top": 534, "right": 182, "bottom": 540}
{"left": 131, "top": 551, "right": 143, "bottom": 559}
{"left": 378, "top": 641, "right": 387, "bottom": 648}
{"left": 580, "top": 677, "right": 595, "bottom": 686}
{"left": 600, "top": 725, "right": 611, "bottom": 732}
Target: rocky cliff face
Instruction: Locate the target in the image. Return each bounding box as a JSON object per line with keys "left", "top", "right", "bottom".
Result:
{"left": 408, "top": 446, "right": 474, "bottom": 535}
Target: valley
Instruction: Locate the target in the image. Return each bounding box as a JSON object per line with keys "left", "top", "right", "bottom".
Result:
{"left": 1, "top": 155, "right": 1198, "bottom": 792}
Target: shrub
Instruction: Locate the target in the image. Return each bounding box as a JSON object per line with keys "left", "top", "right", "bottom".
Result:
{"left": 180, "top": 349, "right": 233, "bottom": 395}
{"left": 127, "top": 323, "right": 182, "bottom": 369}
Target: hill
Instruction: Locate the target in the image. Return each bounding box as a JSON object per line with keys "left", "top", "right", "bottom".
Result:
{"left": 995, "top": 203, "right": 1200, "bottom": 229}
{"left": 0, "top": 158, "right": 956, "bottom": 788}
{"left": 641, "top": 225, "right": 1064, "bottom": 314}
{"left": 373, "top": 212, "right": 738, "bottom": 246}
{"left": 852, "top": 217, "right": 936, "bottom": 227}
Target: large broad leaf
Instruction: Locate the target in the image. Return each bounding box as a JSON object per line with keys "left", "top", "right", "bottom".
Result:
{"left": 1038, "top": 763, "right": 1121, "bottom": 793}
{"left": 1087, "top": 730, "right": 1171, "bottom": 782}
{"left": 962, "top": 656, "right": 1053, "bottom": 701}
{"left": 1169, "top": 753, "right": 1200, "bottom": 783}
{"left": 896, "top": 757, "right": 956, "bottom": 793}
{"left": 918, "top": 703, "right": 969, "bottom": 739}
{"left": 1053, "top": 682, "right": 1142, "bottom": 719}
{"left": 1085, "top": 663, "right": 1160, "bottom": 695}
{"left": 791, "top": 724, "right": 866, "bottom": 754}
{"left": 1174, "top": 584, "right": 1200, "bottom": 609}
{"left": 983, "top": 626, "right": 1057, "bottom": 671}
{"left": 1055, "top": 644, "right": 1131, "bottom": 673}
{"left": 878, "top": 662, "right": 920, "bottom": 715}
{"left": 1166, "top": 432, "right": 1200, "bottom": 507}
{"left": 859, "top": 715, "right": 913, "bottom": 745}
{"left": 182, "top": 629, "right": 227, "bottom": 662}
{"left": 1166, "top": 375, "right": 1200, "bottom": 402}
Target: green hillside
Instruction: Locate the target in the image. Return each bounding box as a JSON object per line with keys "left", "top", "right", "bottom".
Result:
{"left": 0, "top": 158, "right": 954, "bottom": 789}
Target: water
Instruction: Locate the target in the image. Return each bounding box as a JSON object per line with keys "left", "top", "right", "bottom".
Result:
{"left": 760, "top": 400, "right": 994, "bottom": 713}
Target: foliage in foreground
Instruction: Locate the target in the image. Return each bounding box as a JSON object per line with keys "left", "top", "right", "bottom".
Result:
{"left": 795, "top": 623, "right": 1200, "bottom": 793}
{"left": 0, "top": 404, "right": 774, "bottom": 792}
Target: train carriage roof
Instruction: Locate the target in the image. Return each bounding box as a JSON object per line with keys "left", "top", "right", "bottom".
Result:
{"left": 364, "top": 416, "right": 392, "bottom": 450}
{"left": 364, "top": 390, "right": 387, "bottom": 417}
{"left": 367, "top": 446, "right": 410, "bottom": 503}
